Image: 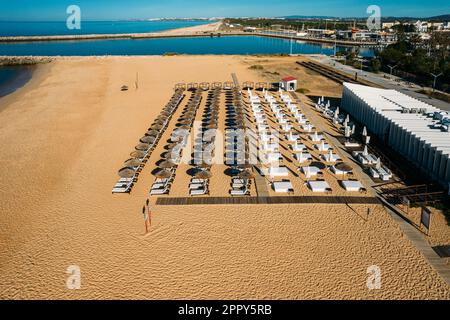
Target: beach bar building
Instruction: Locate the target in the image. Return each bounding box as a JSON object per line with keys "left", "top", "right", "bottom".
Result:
{"left": 341, "top": 83, "right": 450, "bottom": 191}
{"left": 280, "top": 76, "right": 298, "bottom": 92}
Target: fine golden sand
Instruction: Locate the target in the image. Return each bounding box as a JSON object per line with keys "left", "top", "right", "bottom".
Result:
{"left": 0, "top": 56, "right": 449, "bottom": 299}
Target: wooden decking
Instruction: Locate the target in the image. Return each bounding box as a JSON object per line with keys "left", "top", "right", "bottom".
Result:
{"left": 156, "top": 196, "right": 379, "bottom": 206}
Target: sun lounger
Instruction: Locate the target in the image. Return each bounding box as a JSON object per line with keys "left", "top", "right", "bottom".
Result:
{"left": 295, "top": 153, "right": 313, "bottom": 163}
{"left": 272, "top": 181, "right": 294, "bottom": 193}
{"left": 308, "top": 181, "right": 331, "bottom": 193}
{"left": 268, "top": 166, "right": 289, "bottom": 177}
{"left": 191, "top": 179, "right": 207, "bottom": 184}
{"left": 190, "top": 187, "right": 209, "bottom": 196}
{"left": 341, "top": 180, "right": 364, "bottom": 192}
{"left": 230, "top": 186, "right": 250, "bottom": 196}
{"left": 322, "top": 153, "right": 341, "bottom": 162}
{"left": 291, "top": 143, "right": 307, "bottom": 152}
{"left": 150, "top": 184, "right": 171, "bottom": 196}
{"left": 315, "top": 143, "right": 332, "bottom": 152}
{"left": 189, "top": 183, "right": 208, "bottom": 190}
{"left": 300, "top": 166, "right": 321, "bottom": 178}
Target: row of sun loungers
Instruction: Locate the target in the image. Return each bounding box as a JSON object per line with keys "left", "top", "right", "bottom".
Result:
{"left": 113, "top": 89, "right": 185, "bottom": 194}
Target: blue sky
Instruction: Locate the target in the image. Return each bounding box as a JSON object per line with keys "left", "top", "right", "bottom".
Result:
{"left": 0, "top": 0, "right": 448, "bottom": 21}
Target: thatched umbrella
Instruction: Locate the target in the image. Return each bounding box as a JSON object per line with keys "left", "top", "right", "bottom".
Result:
{"left": 153, "top": 168, "right": 172, "bottom": 179}
{"left": 135, "top": 143, "right": 150, "bottom": 151}
{"left": 167, "top": 142, "right": 182, "bottom": 149}
{"left": 178, "top": 120, "right": 192, "bottom": 126}
{"left": 130, "top": 150, "right": 146, "bottom": 159}
{"left": 146, "top": 129, "right": 159, "bottom": 136}
{"left": 195, "top": 170, "right": 212, "bottom": 179}
{"left": 335, "top": 162, "right": 353, "bottom": 172}
{"left": 124, "top": 158, "right": 142, "bottom": 168}
{"left": 159, "top": 160, "right": 177, "bottom": 168}
{"left": 237, "top": 163, "right": 253, "bottom": 169}
{"left": 140, "top": 136, "right": 156, "bottom": 144}
{"left": 310, "top": 161, "right": 326, "bottom": 170}
{"left": 197, "top": 162, "right": 212, "bottom": 169}
{"left": 239, "top": 170, "right": 255, "bottom": 179}
{"left": 150, "top": 124, "right": 163, "bottom": 130}
{"left": 153, "top": 119, "right": 166, "bottom": 125}
{"left": 160, "top": 110, "right": 172, "bottom": 116}
{"left": 118, "top": 167, "right": 136, "bottom": 178}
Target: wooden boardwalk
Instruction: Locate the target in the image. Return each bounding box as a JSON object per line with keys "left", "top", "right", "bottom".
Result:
{"left": 253, "top": 167, "right": 270, "bottom": 197}
{"left": 231, "top": 73, "right": 240, "bottom": 88}
{"left": 156, "top": 196, "right": 379, "bottom": 206}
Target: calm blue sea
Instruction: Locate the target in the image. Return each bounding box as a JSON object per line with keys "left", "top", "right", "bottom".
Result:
{"left": 0, "top": 20, "right": 214, "bottom": 37}
{"left": 0, "top": 36, "right": 375, "bottom": 57}
{"left": 0, "top": 65, "right": 33, "bottom": 97}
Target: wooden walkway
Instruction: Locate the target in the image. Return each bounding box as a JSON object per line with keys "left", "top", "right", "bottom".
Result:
{"left": 381, "top": 198, "right": 450, "bottom": 286}
{"left": 231, "top": 73, "right": 240, "bottom": 88}
{"left": 156, "top": 196, "right": 379, "bottom": 206}
{"left": 253, "top": 167, "right": 270, "bottom": 197}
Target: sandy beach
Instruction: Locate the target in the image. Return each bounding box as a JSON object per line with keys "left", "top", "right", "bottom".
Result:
{"left": 0, "top": 55, "right": 449, "bottom": 299}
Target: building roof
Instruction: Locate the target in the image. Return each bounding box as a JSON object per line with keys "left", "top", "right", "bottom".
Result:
{"left": 343, "top": 82, "right": 450, "bottom": 153}
{"left": 282, "top": 76, "right": 297, "bottom": 82}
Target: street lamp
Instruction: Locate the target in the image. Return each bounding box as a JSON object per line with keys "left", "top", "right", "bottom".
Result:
{"left": 430, "top": 72, "right": 443, "bottom": 93}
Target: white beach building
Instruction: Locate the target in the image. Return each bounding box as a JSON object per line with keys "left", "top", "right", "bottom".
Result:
{"left": 341, "top": 83, "right": 450, "bottom": 191}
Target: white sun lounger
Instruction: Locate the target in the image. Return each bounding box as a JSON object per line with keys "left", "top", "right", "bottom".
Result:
{"left": 112, "top": 185, "right": 132, "bottom": 194}
{"left": 295, "top": 153, "right": 313, "bottom": 163}
{"left": 189, "top": 183, "right": 207, "bottom": 190}
{"left": 272, "top": 181, "right": 294, "bottom": 193}
{"left": 300, "top": 166, "right": 321, "bottom": 177}
{"left": 230, "top": 186, "right": 250, "bottom": 196}
{"left": 309, "top": 134, "right": 325, "bottom": 142}
{"left": 308, "top": 181, "right": 331, "bottom": 193}
{"left": 322, "top": 153, "right": 341, "bottom": 162}
{"left": 291, "top": 143, "right": 307, "bottom": 152}
{"left": 315, "top": 143, "right": 332, "bottom": 152}
{"left": 341, "top": 180, "right": 364, "bottom": 192}
{"left": 268, "top": 166, "right": 289, "bottom": 177}
{"left": 150, "top": 184, "right": 170, "bottom": 196}
{"left": 190, "top": 188, "right": 208, "bottom": 196}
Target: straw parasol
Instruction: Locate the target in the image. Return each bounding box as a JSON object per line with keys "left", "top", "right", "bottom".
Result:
{"left": 150, "top": 124, "right": 163, "bottom": 130}
{"left": 167, "top": 142, "right": 182, "bottom": 149}
{"left": 197, "top": 162, "right": 212, "bottom": 169}
{"left": 239, "top": 170, "right": 255, "bottom": 179}
{"left": 118, "top": 167, "right": 136, "bottom": 178}
{"left": 130, "top": 150, "right": 146, "bottom": 159}
{"left": 311, "top": 161, "right": 326, "bottom": 170}
{"left": 140, "top": 136, "right": 156, "bottom": 144}
{"left": 146, "top": 129, "right": 159, "bottom": 136}
{"left": 153, "top": 168, "right": 172, "bottom": 179}
{"left": 195, "top": 170, "right": 212, "bottom": 179}
{"left": 159, "top": 160, "right": 177, "bottom": 168}
{"left": 124, "top": 158, "right": 142, "bottom": 168}
{"left": 335, "top": 162, "right": 353, "bottom": 172}
{"left": 154, "top": 119, "right": 166, "bottom": 125}
{"left": 135, "top": 143, "right": 150, "bottom": 151}
{"left": 178, "top": 120, "right": 192, "bottom": 126}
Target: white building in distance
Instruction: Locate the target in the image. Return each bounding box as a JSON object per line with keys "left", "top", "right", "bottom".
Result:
{"left": 341, "top": 83, "right": 450, "bottom": 190}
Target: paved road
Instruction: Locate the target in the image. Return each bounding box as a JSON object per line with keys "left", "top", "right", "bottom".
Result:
{"left": 307, "top": 54, "right": 450, "bottom": 112}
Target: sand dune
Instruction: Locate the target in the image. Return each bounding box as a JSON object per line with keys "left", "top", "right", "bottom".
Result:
{"left": 0, "top": 56, "right": 448, "bottom": 299}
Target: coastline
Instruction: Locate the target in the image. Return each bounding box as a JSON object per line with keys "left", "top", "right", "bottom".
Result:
{"left": 0, "top": 55, "right": 449, "bottom": 299}
{"left": 0, "top": 20, "right": 378, "bottom": 47}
